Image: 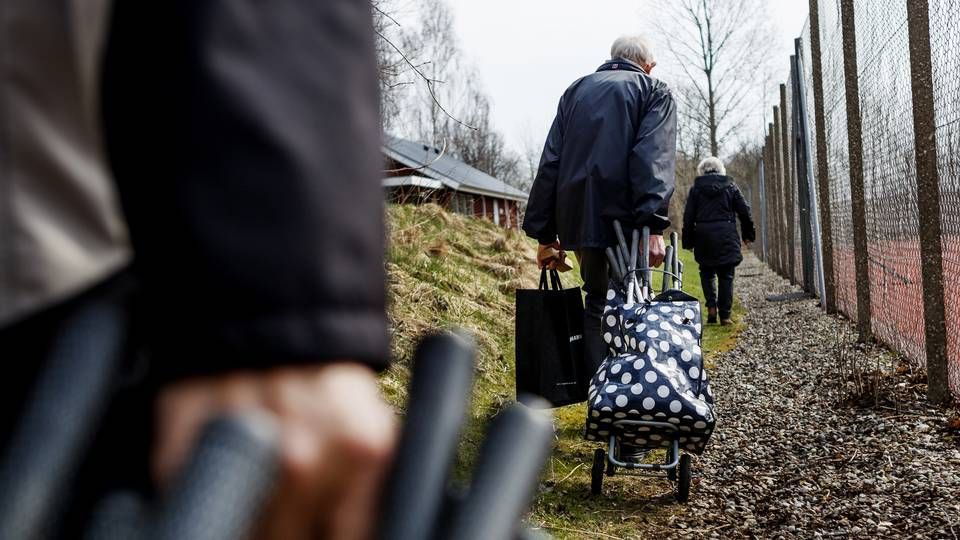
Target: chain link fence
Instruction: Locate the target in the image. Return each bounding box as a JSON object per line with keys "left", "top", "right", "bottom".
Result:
{"left": 754, "top": 0, "right": 959, "bottom": 402}
{"left": 856, "top": 0, "right": 926, "bottom": 363}
{"left": 821, "top": 0, "right": 859, "bottom": 323}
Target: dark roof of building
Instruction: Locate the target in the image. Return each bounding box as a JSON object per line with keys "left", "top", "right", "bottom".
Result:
{"left": 382, "top": 135, "right": 528, "bottom": 202}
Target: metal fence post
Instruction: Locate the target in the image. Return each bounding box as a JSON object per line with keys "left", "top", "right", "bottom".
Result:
{"left": 796, "top": 36, "right": 828, "bottom": 305}
{"left": 839, "top": 0, "right": 872, "bottom": 342}
{"left": 765, "top": 131, "right": 775, "bottom": 268}
{"left": 772, "top": 111, "right": 783, "bottom": 276}
{"left": 780, "top": 83, "right": 796, "bottom": 284}
{"left": 791, "top": 48, "right": 818, "bottom": 296}
{"left": 772, "top": 111, "right": 780, "bottom": 275}
{"left": 808, "top": 0, "right": 838, "bottom": 313}
{"left": 905, "top": 0, "right": 950, "bottom": 403}
{"left": 763, "top": 133, "right": 771, "bottom": 265}
{"left": 759, "top": 157, "right": 768, "bottom": 262}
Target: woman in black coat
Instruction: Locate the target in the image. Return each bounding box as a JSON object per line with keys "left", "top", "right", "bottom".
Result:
{"left": 682, "top": 157, "right": 756, "bottom": 325}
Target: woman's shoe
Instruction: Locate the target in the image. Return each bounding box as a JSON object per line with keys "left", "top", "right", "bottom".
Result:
{"left": 720, "top": 318, "right": 733, "bottom": 326}
{"left": 707, "top": 307, "right": 718, "bottom": 324}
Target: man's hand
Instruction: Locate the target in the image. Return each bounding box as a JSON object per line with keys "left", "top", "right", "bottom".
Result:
{"left": 649, "top": 234, "right": 666, "bottom": 268}
{"left": 536, "top": 241, "right": 567, "bottom": 271}
{"left": 745, "top": 240, "right": 754, "bottom": 249}
{"left": 154, "top": 363, "right": 396, "bottom": 540}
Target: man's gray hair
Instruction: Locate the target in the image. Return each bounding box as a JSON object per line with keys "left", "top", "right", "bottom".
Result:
{"left": 610, "top": 35, "right": 655, "bottom": 66}
{"left": 697, "top": 156, "right": 726, "bottom": 176}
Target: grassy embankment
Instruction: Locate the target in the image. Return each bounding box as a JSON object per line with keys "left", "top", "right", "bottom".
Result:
{"left": 382, "top": 203, "right": 744, "bottom": 538}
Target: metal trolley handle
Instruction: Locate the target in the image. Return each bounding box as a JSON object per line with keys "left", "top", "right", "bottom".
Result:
{"left": 606, "top": 224, "right": 684, "bottom": 304}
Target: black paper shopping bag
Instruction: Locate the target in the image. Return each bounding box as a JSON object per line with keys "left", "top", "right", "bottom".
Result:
{"left": 515, "top": 268, "right": 587, "bottom": 407}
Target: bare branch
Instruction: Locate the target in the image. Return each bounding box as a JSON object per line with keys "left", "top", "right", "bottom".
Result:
{"left": 644, "top": 0, "right": 776, "bottom": 155}
{"left": 375, "top": 29, "right": 478, "bottom": 131}
{"left": 373, "top": 5, "right": 402, "bottom": 28}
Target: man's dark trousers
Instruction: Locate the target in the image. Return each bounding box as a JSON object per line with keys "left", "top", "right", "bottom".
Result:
{"left": 700, "top": 264, "right": 736, "bottom": 319}
{"left": 576, "top": 249, "right": 611, "bottom": 378}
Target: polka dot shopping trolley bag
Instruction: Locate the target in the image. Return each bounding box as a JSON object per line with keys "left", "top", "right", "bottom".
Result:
{"left": 584, "top": 281, "right": 716, "bottom": 454}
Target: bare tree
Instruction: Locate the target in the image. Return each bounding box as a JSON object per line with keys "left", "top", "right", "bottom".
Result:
{"left": 645, "top": 0, "right": 776, "bottom": 156}
{"left": 373, "top": 0, "right": 472, "bottom": 138}
{"left": 398, "top": 0, "right": 463, "bottom": 144}
{"left": 373, "top": 0, "right": 410, "bottom": 131}
{"left": 372, "top": 0, "right": 527, "bottom": 192}
{"left": 449, "top": 80, "right": 523, "bottom": 187}
{"left": 514, "top": 123, "right": 544, "bottom": 194}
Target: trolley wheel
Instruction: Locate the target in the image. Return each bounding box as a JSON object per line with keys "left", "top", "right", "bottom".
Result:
{"left": 591, "top": 449, "right": 605, "bottom": 495}
{"left": 666, "top": 447, "right": 677, "bottom": 481}
{"left": 606, "top": 454, "right": 616, "bottom": 477}
{"left": 676, "top": 454, "right": 692, "bottom": 503}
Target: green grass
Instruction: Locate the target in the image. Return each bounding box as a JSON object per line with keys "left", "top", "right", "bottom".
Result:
{"left": 383, "top": 204, "right": 745, "bottom": 538}
{"left": 382, "top": 203, "right": 542, "bottom": 481}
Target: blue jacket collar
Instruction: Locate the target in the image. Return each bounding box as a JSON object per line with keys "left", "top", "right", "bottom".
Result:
{"left": 597, "top": 58, "right": 646, "bottom": 74}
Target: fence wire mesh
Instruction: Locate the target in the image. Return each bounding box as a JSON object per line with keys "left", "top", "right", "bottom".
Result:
{"left": 819, "top": 0, "right": 859, "bottom": 322}
{"left": 929, "top": 0, "right": 960, "bottom": 398}
{"left": 855, "top": 0, "right": 926, "bottom": 364}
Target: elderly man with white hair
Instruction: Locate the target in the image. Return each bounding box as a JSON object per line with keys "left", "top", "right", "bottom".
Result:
{"left": 523, "top": 35, "right": 678, "bottom": 388}
{"left": 681, "top": 157, "right": 756, "bottom": 325}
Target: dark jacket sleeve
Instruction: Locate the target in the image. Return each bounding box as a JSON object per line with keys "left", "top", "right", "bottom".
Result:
{"left": 682, "top": 187, "right": 698, "bottom": 250}
{"left": 628, "top": 84, "right": 678, "bottom": 233}
{"left": 522, "top": 100, "right": 564, "bottom": 245}
{"left": 101, "top": 0, "right": 389, "bottom": 380}
{"left": 732, "top": 185, "right": 756, "bottom": 242}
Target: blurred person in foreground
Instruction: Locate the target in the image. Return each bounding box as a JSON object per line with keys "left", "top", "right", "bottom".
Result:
{"left": 0, "top": 0, "right": 393, "bottom": 537}
{"left": 681, "top": 157, "right": 756, "bottom": 326}
{"left": 522, "top": 35, "right": 678, "bottom": 377}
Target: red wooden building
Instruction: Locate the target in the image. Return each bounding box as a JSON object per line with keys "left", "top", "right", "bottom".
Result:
{"left": 382, "top": 136, "right": 528, "bottom": 229}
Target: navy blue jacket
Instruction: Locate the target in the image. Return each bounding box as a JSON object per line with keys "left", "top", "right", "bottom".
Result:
{"left": 682, "top": 175, "right": 756, "bottom": 267}
{"left": 522, "top": 59, "right": 678, "bottom": 249}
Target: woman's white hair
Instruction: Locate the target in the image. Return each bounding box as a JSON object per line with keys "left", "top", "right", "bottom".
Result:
{"left": 697, "top": 156, "right": 726, "bottom": 176}
{"left": 610, "top": 35, "right": 655, "bottom": 65}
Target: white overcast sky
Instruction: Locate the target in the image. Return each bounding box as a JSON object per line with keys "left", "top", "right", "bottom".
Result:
{"left": 442, "top": 0, "right": 810, "bottom": 151}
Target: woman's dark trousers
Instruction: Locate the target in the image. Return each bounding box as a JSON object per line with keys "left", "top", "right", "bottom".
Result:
{"left": 699, "top": 264, "right": 736, "bottom": 319}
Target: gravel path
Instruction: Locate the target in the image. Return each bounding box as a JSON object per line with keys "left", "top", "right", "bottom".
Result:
{"left": 679, "top": 254, "right": 960, "bottom": 539}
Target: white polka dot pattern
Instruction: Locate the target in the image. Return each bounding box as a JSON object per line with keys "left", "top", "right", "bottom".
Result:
{"left": 585, "top": 282, "right": 716, "bottom": 454}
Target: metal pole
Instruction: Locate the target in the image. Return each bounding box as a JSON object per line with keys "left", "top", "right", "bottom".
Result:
{"left": 840, "top": 0, "right": 872, "bottom": 342}
{"left": 763, "top": 135, "right": 770, "bottom": 267}
{"left": 792, "top": 44, "right": 819, "bottom": 296}
{"left": 795, "top": 37, "right": 828, "bottom": 306}
{"left": 770, "top": 123, "right": 782, "bottom": 277}
{"left": 780, "top": 83, "right": 795, "bottom": 284}
{"left": 905, "top": 0, "right": 950, "bottom": 403}
{"left": 808, "top": 0, "right": 838, "bottom": 313}
{"left": 759, "top": 157, "right": 768, "bottom": 262}
{"left": 772, "top": 110, "right": 783, "bottom": 277}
